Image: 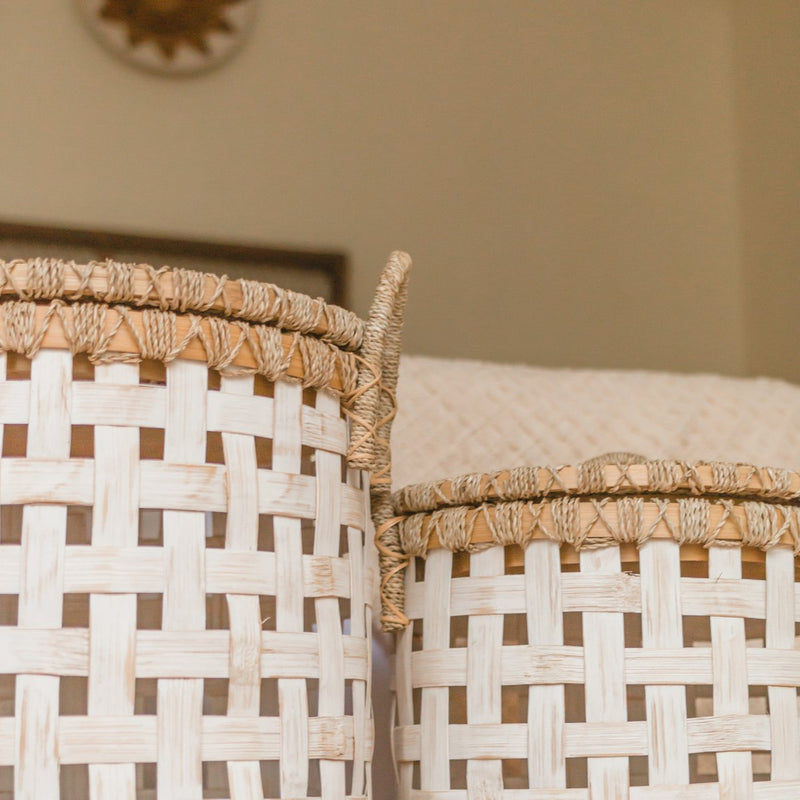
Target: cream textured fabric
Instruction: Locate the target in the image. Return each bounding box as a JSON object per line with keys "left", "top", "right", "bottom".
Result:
{"left": 392, "top": 354, "right": 800, "bottom": 489}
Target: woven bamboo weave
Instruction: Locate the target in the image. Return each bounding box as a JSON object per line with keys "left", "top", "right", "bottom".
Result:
{"left": 0, "top": 251, "right": 411, "bottom": 800}
{"left": 385, "top": 454, "right": 800, "bottom": 800}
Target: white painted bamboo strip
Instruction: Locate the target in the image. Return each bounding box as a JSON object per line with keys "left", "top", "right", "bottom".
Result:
{"left": 393, "top": 714, "right": 772, "bottom": 763}
{"left": 361, "top": 472, "right": 376, "bottom": 800}
{"left": 580, "top": 547, "right": 628, "bottom": 799}
{"left": 405, "top": 573, "right": 769, "bottom": 620}
{"left": 525, "top": 540, "right": 566, "bottom": 790}
{"left": 88, "top": 362, "right": 140, "bottom": 800}
{"left": 395, "top": 561, "right": 417, "bottom": 799}
{"left": 71, "top": 381, "right": 165, "bottom": 428}
{"left": 466, "top": 545, "right": 504, "bottom": 799}
{"left": 0, "top": 626, "right": 366, "bottom": 680}
{"left": 273, "top": 379, "right": 310, "bottom": 798}
{"left": 15, "top": 349, "right": 72, "bottom": 799}
{"left": 420, "top": 548, "right": 454, "bottom": 792}
{"left": 347, "top": 469, "right": 368, "bottom": 798}
{"left": 764, "top": 546, "right": 800, "bottom": 780}
{"left": 315, "top": 389, "right": 347, "bottom": 800}
{"left": 0, "top": 458, "right": 94, "bottom": 505}
{"left": 220, "top": 373, "right": 264, "bottom": 799}
{"left": 157, "top": 358, "right": 207, "bottom": 798}
{"left": 0, "top": 714, "right": 356, "bottom": 764}
{"left": 708, "top": 546, "right": 753, "bottom": 800}
{"left": 639, "top": 540, "right": 689, "bottom": 785}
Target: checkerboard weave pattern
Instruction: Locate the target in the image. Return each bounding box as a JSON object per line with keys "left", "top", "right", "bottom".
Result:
{"left": 389, "top": 461, "right": 800, "bottom": 800}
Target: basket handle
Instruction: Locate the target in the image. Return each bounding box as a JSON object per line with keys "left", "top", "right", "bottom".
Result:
{"left": 346, "top": 251, "right": 411, "bottom": 630}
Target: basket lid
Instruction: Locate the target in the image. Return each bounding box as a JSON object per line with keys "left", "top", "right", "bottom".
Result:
{"left": 392, "top": 452, "right": 800, "bottom": 514}
{"left": 0, "top": 258, "right": 363, "bottom": 350}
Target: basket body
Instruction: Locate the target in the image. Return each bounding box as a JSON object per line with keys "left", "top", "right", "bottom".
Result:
{"left": 388, "top": 459, "right": 800, "bottom": 800}
{"left": 0, "top": 253, "right": 412, "bottom": 800}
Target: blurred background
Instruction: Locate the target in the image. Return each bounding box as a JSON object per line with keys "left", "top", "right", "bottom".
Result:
{"left": 1, "top": 2, "right": 799, "bottom": 382}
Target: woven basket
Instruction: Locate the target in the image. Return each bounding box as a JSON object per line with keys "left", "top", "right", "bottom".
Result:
{"left": 380, "top": 454, "right": 800, "bottom": 799}
{"left": 0, "top": 252, "right": 411, "bottom": 800}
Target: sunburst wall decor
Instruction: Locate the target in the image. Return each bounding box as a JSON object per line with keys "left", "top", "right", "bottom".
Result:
{"left": 77, "top": 0, "right": 257, "bottom": 76}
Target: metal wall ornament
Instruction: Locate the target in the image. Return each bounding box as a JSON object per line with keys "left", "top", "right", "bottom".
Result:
{"left": 77, "top": 0, "right": 257, "bottom": 76}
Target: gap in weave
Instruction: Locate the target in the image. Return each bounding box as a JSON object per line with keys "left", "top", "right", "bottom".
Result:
{"left": 0, "top": 766, "right": 11, "bottom": 796}
{"left": 253, "top": 374, "right": 275, "bottom": 399}
{"left": 60, "top": 764, "right": 89, "bottom": 799}
{"left": 303, "top": 596, "right": 318, "bottom": 633}
{"left": 203, "top": 680, "right": 229, "bottom": 716}
{"left": 5, "top": 352, "right": 30, "bottom": 380}
{"left": 70, "top": 425, "right": 94, "bottom": 459}
{"left": 449, "top": 685, "right": 466, "bottom": 723}
{"left": 138, "top": 509, "right": 163, "bottom": 546}
{"left": 139, "top": 359, "right": 166, "bottom": 387}
{"left": 689, "top": 752, "right": 717, "bottom": 783}
{"left": 562, "top": 612, "right": 583, "bottom": 647}
{"left": 205, "top": 430, "right": 224, "bottom": 465}
{"left": 66, "top": 506, "right": 92, "bottom": 545}
{"left": 306, "top": 678, "right": 320, "bottom": 717}
{"left": 0, "top": 675, "right": 14, "bottom": 716}
{"left": 2, "top": 424, "right": 26, "bottom": 457}
{"left": 503, "top": 614, "right": 527, "bottom": 646}
{"left": 411, "top": 687, "right": 422, "bottom": 725}
{"left": 339, "top": 597, "right": 352, "bottom": 636}
{"left": 301, "top": 518, "right": 317, "bottom": 556}
{"left": 686, "top": 684, "right": 714, "bottom": 721}
{"left": 139, "top": 427, "right": 165, "bottom": 461}
{"left": 748, "top": 684, "right": 769, "bottom": 719}
{"left": 0, "top": 596, "right": 15, "bottom": 629}
{"left": 628, "top": 756, "right": 649, "bottom": 786}
{"left": 682, "top": 615, "right": 711, "bottom": 654}
{"left": 258, "top": 760, "right": 280, "bottom": 798}
{"left": 504, "top": 544, "right": 525, "bottom": 575}
{"left": 681, "top": 556, "right": 709, "bottom": 579}
{"left": 205, "top": 511, "right": 226, "bottom": 548}
{"left": 202, "top": 761, "right": 229, "bottom": 798}
{"left": 255, "top": 435, "right": 273, "bottom": 469}
{"left": 624, "top": 612, "right": 644, "bottom": 646}
{"left": 259, "top": 594, "right": 277, "bottom": 632}
{"left": 71, "top": 353, "right": 95, "bottom": 381}
{"left": 136, "top": 593, "right": 163, "bottom": 630}
{"left": 565, "top": 757, "right": 588, "bottom": 788}
{"left": 206, "top": 594, "right": 229, "bottom": 630}
{"left": 452, "top": 550, "right": 470, "bottom": 578}
{"left": 135, "top": 678, "right": 157, "bottom": 714}
{"left": 302, "top": 387, "right": 317, "bottom": 408}
{"left": 449, "top": 760, "right": 467, "bottom": 790}
{"left": 411, "top": 761, "right": 421, "bottom": 790}
{"left": 63, "top": 593, "right": 89, "bottom": 628}
{"left": 59, "top": 676, "right": 87, "bottom": 716}
{"left": 0, "top": 505, "right": 22, "bottom": 544}
{"left": 300, "top": 444, "right": 316, "bottom": 477}
{"left": 502, "top": 759, "right": 528, "bottom": 789}
{"left": 207, "top": 369, "right": 221, "bottom": 391}
{"left": 745, "top": 618, "right": 767, "bottom": 648}
{"left": 414, "top": 555, "right": 425, "bottom": 582}
{"left": 563, "top": 683, "right": 586, "bottom": 723}
{"left": 501, "top": 685, "right": 526, "bottom": 724}
{"left": 257, "top": 514, "right": 274, "bottom": 551}
{"left": 411, "top": 618, "right": 424, "bottom": 652}
{"left": 339, "top": 524, "right": 352, "bottom": 559}
{"left": 137, "top": 762, "right": 157, "bottom": 796}
{"left": 344, "top": 758, "right": 354, "bottom": 798}
{"left": 752, "top": 751, "right": 772, "bottom": 781}
{"left": 626, "top": 681, "right": 647, "bottom": 722}
{"left": 449, "top": 616, "right": 468, "bottom": 649}
{"left": 259, "top": 677, "right": 278, "bottom": 717}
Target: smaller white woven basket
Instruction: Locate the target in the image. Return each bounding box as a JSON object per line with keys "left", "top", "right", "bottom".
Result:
{"left": 382, "top": 454, "right": 800, "bottom": 800}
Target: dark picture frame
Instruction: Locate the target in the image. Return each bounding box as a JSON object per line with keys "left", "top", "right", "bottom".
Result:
{"left": 0, "top": 221, "right": 348, "bottom": 306}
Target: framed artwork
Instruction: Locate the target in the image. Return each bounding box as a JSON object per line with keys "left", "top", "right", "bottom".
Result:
{"left": 0, "top": 221, "right": 348, "bottom": 306}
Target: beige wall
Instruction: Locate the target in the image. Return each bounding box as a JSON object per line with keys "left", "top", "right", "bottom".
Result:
{"left": 0, "top": 2, "right": 793, "bottom": 381}
{"left": 732, "top": 0, "right": 800, "bottom": 384}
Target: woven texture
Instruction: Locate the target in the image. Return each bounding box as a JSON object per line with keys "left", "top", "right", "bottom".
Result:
{"left": 389, "top": 464, "right": 800, "bottom": 798}
{"left": 0, "top": 253, "right": 412, "bottom": 799}
{"left": 392, "top": 355, "right": 800, "bottom": 490}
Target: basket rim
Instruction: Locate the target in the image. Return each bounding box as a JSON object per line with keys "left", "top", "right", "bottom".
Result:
{"left": 0, "top": 258, "right": 364, "bottom": 350}
{"left": 392, "top": 454, "right": 800, "bottom": 515}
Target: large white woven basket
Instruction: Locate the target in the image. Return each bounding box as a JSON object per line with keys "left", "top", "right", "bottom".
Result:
{"left": 0, "top": 252, "right": 410, "bottom": 800}
{"left": 382, "top": 454, "right": 800, "bottom": 800}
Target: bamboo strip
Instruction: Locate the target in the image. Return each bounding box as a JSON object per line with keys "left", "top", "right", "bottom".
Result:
{"left": 87, "top": 362, "right": 140, "bottom": 800}
{"left": 14, "top": 350, "right": 72, "bottom": 799}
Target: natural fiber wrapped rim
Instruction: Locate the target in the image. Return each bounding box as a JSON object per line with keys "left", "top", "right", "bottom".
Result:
{"left": 392, "top": 453, "right": 800, "bottom": 514}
